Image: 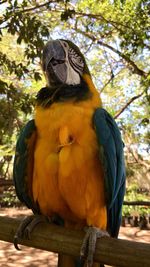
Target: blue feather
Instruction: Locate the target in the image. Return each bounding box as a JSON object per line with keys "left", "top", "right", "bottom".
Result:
{"left": 13, "top": 120, "right": 38, "bottom": 213}
{"left": 93, "top": 108, "right": 126, "bottom": 237}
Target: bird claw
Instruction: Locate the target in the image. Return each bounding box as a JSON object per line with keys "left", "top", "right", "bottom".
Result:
{"left": 14, "top": 236, "right": 22, "bottom": 251}
{"left": 14, "top": 215, "right": 34, "bottom": 250}
{"left": 14, "top": 214, "right": 49, "bottom": 250}
{"left": 80, "top": 226, "right": 109, "bottom": 267}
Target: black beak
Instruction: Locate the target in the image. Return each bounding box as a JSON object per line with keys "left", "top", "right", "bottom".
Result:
{"left": 42, "top": 40, "right": 65, "bottom": 71}
{"left": 42, "top": 40, "right": 67, "bottom": 86}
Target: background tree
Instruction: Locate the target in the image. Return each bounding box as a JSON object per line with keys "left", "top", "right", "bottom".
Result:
{"left": 0, "top": 1, "right": 149, "bottom": 200}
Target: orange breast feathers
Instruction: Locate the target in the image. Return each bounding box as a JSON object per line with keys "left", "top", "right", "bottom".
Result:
{"left": 33, "top": 98, "right": 107, "bottom": 230}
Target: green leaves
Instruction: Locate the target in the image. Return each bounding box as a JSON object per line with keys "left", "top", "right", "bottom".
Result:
{"left": 61, "top": 9, "right": 75, "bottom": 21}
{"left": 34, "top": 72, "right": 42, "bottom": 81}
{"left": 123, "top": 184, "right": 150, "bottom": 216}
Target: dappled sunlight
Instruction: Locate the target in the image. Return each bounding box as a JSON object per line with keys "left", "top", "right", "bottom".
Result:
{"left": 119, "top": 226, "right": 150, "bottom": 244}
{"left": 0, "top": 208, "right": 32, "bottom": 218}
{"left": 0, "top": 241, "right": 57, "bottom": 267}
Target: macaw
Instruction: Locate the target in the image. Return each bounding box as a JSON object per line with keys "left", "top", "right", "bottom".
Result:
{"left": 13, "top": 39, "right": 126, "bottom": 267}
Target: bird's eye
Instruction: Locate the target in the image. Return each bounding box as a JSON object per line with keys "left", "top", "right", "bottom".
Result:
{"left": 62, "top": 41, "right": 68, "bottom": 48}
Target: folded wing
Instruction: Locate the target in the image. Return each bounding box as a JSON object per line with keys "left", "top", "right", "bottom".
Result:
{"left": 93, "top": 108, "right": 126, "bottom": 237}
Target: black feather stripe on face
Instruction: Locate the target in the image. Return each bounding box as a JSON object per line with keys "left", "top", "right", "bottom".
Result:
{"left": 68, "top": 47, "right": 84, "bottom": 75}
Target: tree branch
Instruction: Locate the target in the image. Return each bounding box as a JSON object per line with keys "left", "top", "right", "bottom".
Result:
{"left": 100, "top": 75, "right": 114, "bottom": 93}
{"left": 100, "top": 68, "right": 124, "bottom": 93}
{"left": 74, "top": 29, "right": 147, "bottom": 78}
{"left": 16, "top": 0, "right": 57, "bottom": 13}
{"left": 114, "top": 91, "right": 145, "bottom": 119}
{"left": 0, "top": 0, "right": 7, "bottom": 4}
{"left": 74, "top": 11, "right": 133, "bottom": 32}
{"left": 126, "top": 145, "right": 150, "bottom": 168}
{"left": 0, "top": 0, "right": 59, "bottom": 25}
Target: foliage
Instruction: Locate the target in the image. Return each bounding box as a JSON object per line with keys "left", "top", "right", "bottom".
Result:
{"left": 0, "top": 0, "right": 149, "bottom": 195}
{"left": 0, "top": 186, "right": 21, "bottom": 207}
{"left": 123, "top": 184, "right": 150, "bottom": 216}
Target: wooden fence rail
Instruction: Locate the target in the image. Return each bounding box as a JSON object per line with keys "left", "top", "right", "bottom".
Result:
{"left": 0, "top": 179, "right": 14, "bottom": 187}
{"left": 123, "top": 201, "right": 150, "bottom": 206}
{"left": 0, "top": 216, "right": 150, "bottom": 267}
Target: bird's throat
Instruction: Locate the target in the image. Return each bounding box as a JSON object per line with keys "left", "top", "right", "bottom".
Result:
{"left": 36, "top": 78, "right": 92, "bottom": 108}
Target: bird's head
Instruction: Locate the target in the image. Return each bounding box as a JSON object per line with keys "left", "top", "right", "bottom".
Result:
{"left": 38, "top": 39, "right": 101, "bottom": 107}
{"left": 42, "top": 39, "right": 90, "bottom": 87}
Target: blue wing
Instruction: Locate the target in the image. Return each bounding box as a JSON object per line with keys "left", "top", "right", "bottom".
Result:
{"left": 93, "top": 108, "right": 126, "bottom": 237}
{"left": 13, "top": 120, "right": 38, "bottom": 213}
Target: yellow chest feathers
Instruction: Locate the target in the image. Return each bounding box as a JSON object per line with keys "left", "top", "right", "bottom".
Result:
{"left": 33, "top": 100, "right": 106, "bottom": 225}
{"left": 34, "top": 101, "right": 99, "bottom": 159}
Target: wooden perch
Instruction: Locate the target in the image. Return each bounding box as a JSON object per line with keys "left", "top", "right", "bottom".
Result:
{"left": 123, "top": 201, "right": 150, "bottom": 206}
{"left": 0, "top": 216, "right": 150, "bottom": 267}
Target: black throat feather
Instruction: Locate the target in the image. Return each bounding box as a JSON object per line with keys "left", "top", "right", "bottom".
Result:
{"left": 36, "top": 78, "right": 92, "bottom": 108}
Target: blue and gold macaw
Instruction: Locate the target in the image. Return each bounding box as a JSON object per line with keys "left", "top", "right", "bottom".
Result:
{"left": 13, "top": 40, "right": 126, "bottom": 267}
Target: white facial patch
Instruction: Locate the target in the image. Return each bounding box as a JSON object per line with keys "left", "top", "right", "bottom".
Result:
{"left": 59, "top": 40, "right": 84, "bottom": 85}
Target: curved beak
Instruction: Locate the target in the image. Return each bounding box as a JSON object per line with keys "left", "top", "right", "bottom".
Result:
{"left": 42, "top": 40, "right": 67, "bottom": 86}
{"left": 42, "top": 40, "right": 65, "bottom": 71}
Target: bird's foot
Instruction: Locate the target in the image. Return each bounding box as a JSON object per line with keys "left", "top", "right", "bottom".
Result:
{"left": 80, "top": 226, "right": 109, "bottom": 267}
{"left": 14, "top": 214, "right": 50, "bottom": 250}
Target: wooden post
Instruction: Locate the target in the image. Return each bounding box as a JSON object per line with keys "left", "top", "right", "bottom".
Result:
{"left": 0, "top": 216, "right": 150, "bottom": 267}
